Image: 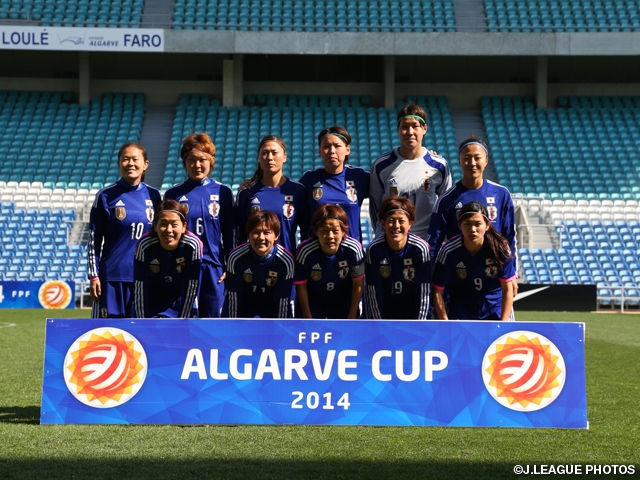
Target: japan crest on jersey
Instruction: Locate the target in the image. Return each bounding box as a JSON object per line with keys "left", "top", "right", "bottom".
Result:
{"left": 266, "top": 270, "right": 278, "bottom": 287}
{"left": 175, "top": 256, "right": 185, "bottom": 274}
{"left": 283, "top": 202, "right": 295, "bottom": 219}
{"left": 487, "top": 205, "right": 498, "bottom": 221}
{"left": 346, "top": 181, "right": 357, "bottom": 202}
{"left": 485, "top": 265, "right": 498, "bottom": 277}
{"left": 208, "top": 194, "right": 220, "bottom": 217}
{"left": 145, "top": 206, "right": 154, "bottom": 223}
{"left": 421, "top": 171, "right": 432, "bottom": 192}
{"left": 402, "top": 266, "right": 415, "bottom": 281}
{"left": 338, "top": 260, "right": 349, "bottom": 279}
{"left": 209, "top": 201, "right": 220, "bottom": 218}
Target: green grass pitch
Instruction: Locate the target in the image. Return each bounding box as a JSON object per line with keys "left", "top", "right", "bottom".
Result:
{"left": 0, "top": 309, "right": 638, "bottom": 479}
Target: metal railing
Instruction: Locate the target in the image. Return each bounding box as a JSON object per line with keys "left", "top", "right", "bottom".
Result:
{"left": 597, "top": 285, "right": 640, "bottom": 314}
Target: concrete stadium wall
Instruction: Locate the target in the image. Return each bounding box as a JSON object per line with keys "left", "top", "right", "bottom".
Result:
{"left": 164, "top": 31, "right": 640, "bottom": 56}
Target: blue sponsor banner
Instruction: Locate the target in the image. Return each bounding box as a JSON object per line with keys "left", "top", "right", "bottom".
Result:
{"left": 41, "top": 319, "right": 587, "bottom": 428}
{"left": 0, "top": 281, "right": 74, "bottom": 309}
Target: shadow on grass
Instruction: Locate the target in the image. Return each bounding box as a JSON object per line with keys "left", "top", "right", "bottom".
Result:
{"left": 0, "top": 459, "right": 518, "bottom": 480}
{"left": 0, "top": 406, "right": 40, "bottom": 424}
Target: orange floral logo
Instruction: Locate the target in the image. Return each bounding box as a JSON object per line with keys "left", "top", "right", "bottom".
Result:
{"left": 64, "top": 328, "right": 147, "bottom": 408}
{"left": 482, "top": 331, "right": 565, "bottom": 412}
{"left": 38, "top": 281, "right": 73, "bottom": 309}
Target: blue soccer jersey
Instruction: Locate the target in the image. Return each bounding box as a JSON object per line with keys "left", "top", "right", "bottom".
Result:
{"left": 133, "top": 232, "right": 202, "bottom": 318}
{"left": 236, "top": 179, "right": 308, "bottom": 253}
{"left": 370, "top": 147, "right": 452, "bottom": 240}
{"left": 165, "top": 178, "right": 235, "bottom": 266}
{"left": 165, "top": 178, "right": 235, "bottom": 317}
{"left": 294, "top": 236, "right": 365, "bottom": 319}
{"left": 428, "top": 179, "right": 516, "bottom": 259}
{"left": 364, "top": 233, "right": 431, "bottom": 319}
{"left": 87, "top": 179, "right": 161, "bottom": 318}
{"left": 88, "top": 179, "right": 162, "bottom": 281}
{"left": 222, "top": 243, "right": 295, "bottom": 318}
{"left": 431, "top": 235, "right": 517, "bottom": 320}
{"left": 299, "top": 166, "right": 370, "bottom": 243}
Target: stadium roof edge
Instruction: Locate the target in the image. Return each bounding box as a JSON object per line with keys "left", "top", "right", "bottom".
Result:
{"left": 164, "top": 30, "right": 640, "bottom": 56}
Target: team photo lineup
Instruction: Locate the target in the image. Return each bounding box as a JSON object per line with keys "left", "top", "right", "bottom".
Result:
{"left": 88, "top": 102, "right": 517, "bottom": 321}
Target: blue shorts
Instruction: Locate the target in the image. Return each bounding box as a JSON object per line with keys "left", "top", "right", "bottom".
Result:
{"left": 198, "top": 262, "right": 225, "bottom": 318}
{"left": 91, "top": 280, "right": 134, "bottom": 318}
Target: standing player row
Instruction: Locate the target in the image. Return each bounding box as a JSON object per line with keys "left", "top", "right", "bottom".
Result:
{"left": 87, "top": 104, "right": 515, "bottom": 319}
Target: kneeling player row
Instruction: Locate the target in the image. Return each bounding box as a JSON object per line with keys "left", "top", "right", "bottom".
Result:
{"left": 133, "top": 197, "right": 516, "bottom": 320}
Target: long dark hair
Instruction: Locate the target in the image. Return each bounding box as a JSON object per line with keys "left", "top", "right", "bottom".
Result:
{"left": 457, "top": 201, "right": 511, "bottom": 270}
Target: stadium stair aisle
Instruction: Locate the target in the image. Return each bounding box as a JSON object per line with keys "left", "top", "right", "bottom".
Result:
{"left": 141, "top": 0, "right": 175, "bottom": 28}
{"left": 139, "top": 105, "right": 175, "bottom": 190}
{"left": 452, "top": 0, "right": 488, "bottom": 31}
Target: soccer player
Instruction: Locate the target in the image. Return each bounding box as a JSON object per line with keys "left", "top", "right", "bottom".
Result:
{"left": 369, "top": 104, "right": 452, "bottom": 240}
{"left": 87, "top": 142, "right": 161, "bottom": 318}
{"left": 223, "top": 210, "right": 295, "bottom": 318}
{"left": 298, "top": 126, "right": 370, "bottom": 243}
{"left": 294, "top": 204, "right": 364, "bottom": 319}
{"left": 164, "top": 132, "right": 234, "bottom": 318}
{"left": 427, "top": 136, "right": 518, "bottom": 295}
{"left": 427, "top": 136, "right": 515, "bottom": 259}
{"left": 133, "top": 200, "right": 202, "bottom": 318}
{"left": 432, "top": 201, "right": 516, "bottom": 321}
{"left": 236, "top": 135, "right": 308, "bottom": 254}
{"left": 364, "top": 196, "right": 431, "bottom": 319}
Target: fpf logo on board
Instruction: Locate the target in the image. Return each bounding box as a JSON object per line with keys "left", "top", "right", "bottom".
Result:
{"left": 482, "top": 331, "right": 566, "bottom": 412}
{"left": 64, "top": 328, "right": 147, "bottom": 408}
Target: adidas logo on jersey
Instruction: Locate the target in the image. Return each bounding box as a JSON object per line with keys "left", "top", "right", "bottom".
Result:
{"left": 251, "top": 198, "right": 261, "bottom": 204}
{"left": 312, "top": 263, "right": 322, "bottom": 270}
{"left": 313, "top": 182, "right": 322, "bottom": 188}
{"left": 455, "top": 202, "right": 463, "bottom": 209}
{"left": 179, "top": 195, "right": 188, "bottom": 202}
{"left": 456, "top": 262, "right": 465, "bottom": 268}
{"left": 151, "top": 259, "right": 160, "bottom": 265}
{"left": 244, "top": 268, "right": 253, "bottom": 274}
{"left": 116, "top": 200, "right": 125, "bottom": 207}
